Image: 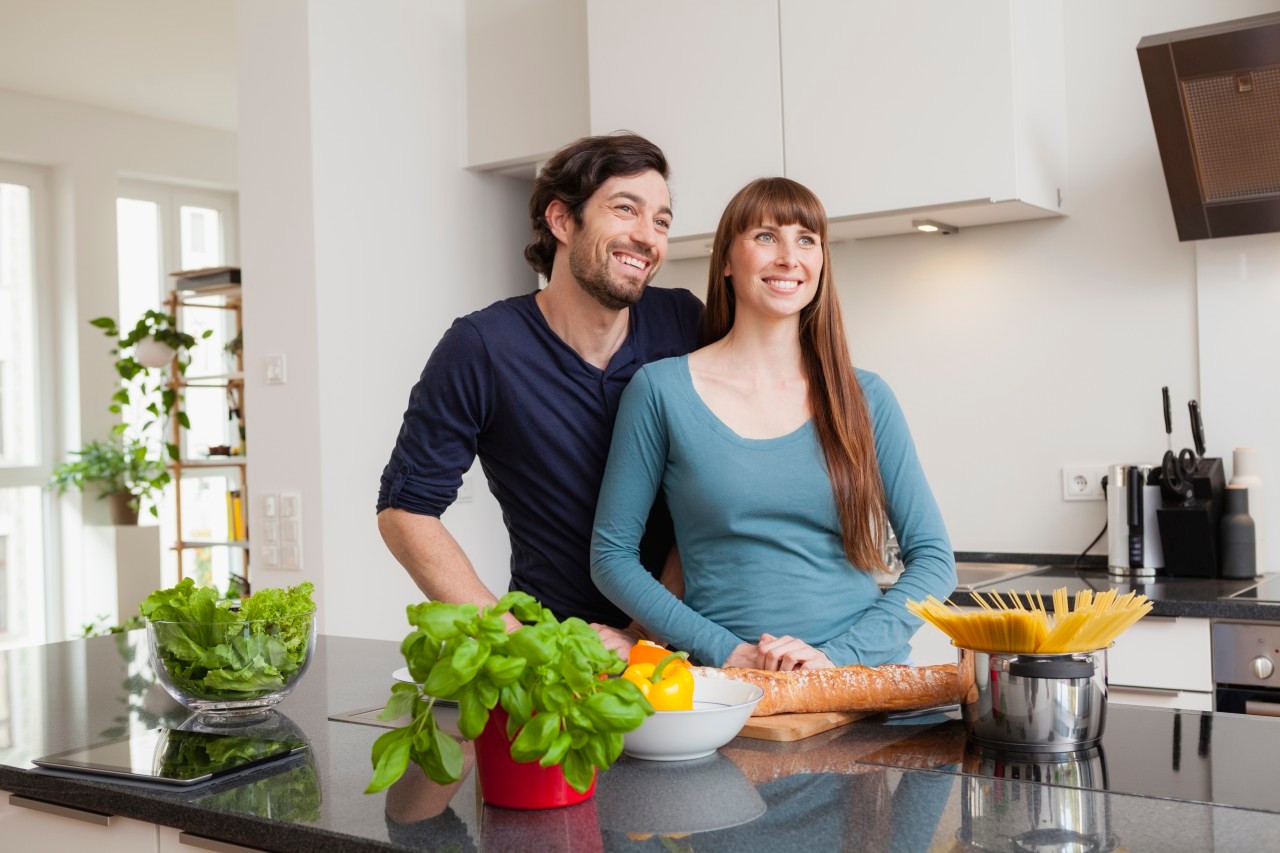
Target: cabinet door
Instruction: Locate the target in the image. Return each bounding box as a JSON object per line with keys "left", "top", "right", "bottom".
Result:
{"left": 586, "top": 0, "right": 784, "bottom": 242}
{"left": 1108, "top": 617, "right": 1213, "bottom": 693}
{"left": 0, "top": 791, "right": 158, "bottom": 852}
{"left": 781, "top": 0, "right": 1011, "bottom": 217}
{"left": 1109, "top": 687, "right": 1214, "bottom": 712}
{"left": 159, "top": 825, "right": 269, "bottom": 853}
{"left": 780, "top": 0, "right": 1064, "bottom": 234}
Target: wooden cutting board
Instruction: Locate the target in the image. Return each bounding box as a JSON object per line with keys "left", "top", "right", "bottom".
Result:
{"left": 737, "top": 710, "right": 877, "bottom": 742}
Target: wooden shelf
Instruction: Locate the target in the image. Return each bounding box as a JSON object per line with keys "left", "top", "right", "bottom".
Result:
{"left": 172, "top": 458, "right": 248, "bottom": 469}
{"left": 175, "top": 540, "right": 250, "bottom": 550}
{"left": 178, "top": 373, "right": 245, "bottom": 388}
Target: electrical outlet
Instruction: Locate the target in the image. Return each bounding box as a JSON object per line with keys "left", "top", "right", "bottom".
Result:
{"left": 1062, "top": 465, "right": 1109, "bottom": 501}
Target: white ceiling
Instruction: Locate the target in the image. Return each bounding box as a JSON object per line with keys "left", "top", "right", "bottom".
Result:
{"left": 0, "top": 0, "right": 238, "bottom": 132}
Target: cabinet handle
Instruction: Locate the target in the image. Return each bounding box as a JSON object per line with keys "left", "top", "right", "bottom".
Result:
{"left": 8, "top": 794, "right": 112, "bottom": 826}
{"left": 1244, "top": 700, "right": 1280, "bottom": 718}
{"left": 179, "top": 831, "right": 267, "bottom": 853}
{"left": 1109, "top": 685, "right": 1181, "bottom": 695}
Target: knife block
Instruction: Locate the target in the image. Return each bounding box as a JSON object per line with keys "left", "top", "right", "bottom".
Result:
{"left": 1158, "top": 457, "right": 1226, "bottom": 578}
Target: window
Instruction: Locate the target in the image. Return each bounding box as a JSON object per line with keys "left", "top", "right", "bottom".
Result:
{"left": 116, "top": 182, "right": 239, "bottom": 591}
{"left": 0, "top": 163, "right": 51, "bottom": 649}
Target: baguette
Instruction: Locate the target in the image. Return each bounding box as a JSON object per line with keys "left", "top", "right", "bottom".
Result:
{"left": 692, "top": 663, "right": 961, "bottom": 716}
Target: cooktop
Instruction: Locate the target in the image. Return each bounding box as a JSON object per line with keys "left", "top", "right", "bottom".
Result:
{"left": 1226, "top": 574, "right": 1280, "bottom": 604}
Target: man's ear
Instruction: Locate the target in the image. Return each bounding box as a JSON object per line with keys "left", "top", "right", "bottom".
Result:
{"left": 544, "top": 199, "right": 575, "bottom": 244}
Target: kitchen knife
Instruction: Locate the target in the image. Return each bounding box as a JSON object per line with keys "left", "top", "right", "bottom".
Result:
{"left": 1189, "top": 400, "right": 1206, "bottom": 457}
{"left": 1162, "top": 386, "right": 1173, "bottom": 451}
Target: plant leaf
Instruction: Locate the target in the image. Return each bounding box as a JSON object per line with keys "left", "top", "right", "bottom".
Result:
{"left": 365, "top": 729, "right": 411, "bottom": 793}
{"left": 456, "top": 684, "right": 490, "bottom": 740}
{"left": 483, "top": 655, "right": 525, "bottom": 687}
{"left": 561, "top": 748, "right": 594, "bottom": 794}
{"left": 449, "top": 637, "right": 489, "bottom": 682}
{"left": 539, "top": 731, "right": 573, "bottom": 768}
{"left": 510, "top": 711, "right": 560, "bottom": 763}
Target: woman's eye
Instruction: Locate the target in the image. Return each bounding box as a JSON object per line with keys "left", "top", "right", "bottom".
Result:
{"left": 754, "top": 232, "right": 776, "bottom": 243}
{"left": 799, "top": 236, "right": 817, "bottom": 247}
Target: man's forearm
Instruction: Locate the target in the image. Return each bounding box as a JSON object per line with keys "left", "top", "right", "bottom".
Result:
{"left": 378, "top": 508, "right": 500, "bottom": 609}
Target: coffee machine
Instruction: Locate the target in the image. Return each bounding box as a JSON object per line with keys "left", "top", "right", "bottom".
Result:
{"left": 1105, "top": 464, "right": 1164, "bottom": 577}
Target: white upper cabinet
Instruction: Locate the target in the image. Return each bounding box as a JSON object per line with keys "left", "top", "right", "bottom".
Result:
{"left": 465, "top": 0, "right": 590, "bottom": 171}
{"left": 586, "top": 0, "right": 784, "bottom": 245}
{"left": 780, "top": 0, "right": 1067, "bottom": 239}
{"left": 465, "top": 1, "right": 1066, "bottom": 247}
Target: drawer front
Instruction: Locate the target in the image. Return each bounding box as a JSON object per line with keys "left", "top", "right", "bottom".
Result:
{"left": 0, "top": 791, "right": 158, "bottom": 852}
{"left": 1109, "top": 687, "right": 1214, "bottom": 711}
{"left": 1108, "top": 617, "right": 1213, "bottom": 692}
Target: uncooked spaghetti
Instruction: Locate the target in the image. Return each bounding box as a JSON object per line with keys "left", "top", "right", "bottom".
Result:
{"left": 906, "top": 587, "right": 1153, "bottom": 654}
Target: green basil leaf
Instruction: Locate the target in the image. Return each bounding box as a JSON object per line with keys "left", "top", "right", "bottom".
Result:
{"left": 581, "top": 732, "right": 609, "bottom": 770}
{"left": 557, "top": 649, "right": 595, "bottom": 694}
{"left": 473, "top": 675, "right": 499, "bottom": 710}
{"left": 449, "top": 637, "right": 489, "bottom": 682}
{"left": 377, "top": 687, "right": 417, "bottom": 722}
{"left": 580, "top": 690, "right": 650, "bottom": 734}
{"left": 539, "top": 731, "right": 573, "bottom": 768}
{"left": 457, "top": 685, "right": 490, "bottom": 740}
{"left": 502, "top": 592, "right": 543, "bottom": 623}
{"left": 536, "top": 682, "right": 573, "bottom": 715}
{"left": 483, "top": 655, "right": 526, "bottom": 686}
{"left": 510, "top": 712, "right": 560, "bottom": 763}
{"left": 561, "top": 748, "right": 594, "bottom": 794}
{"left": 365, "top": 729, "right": 412, "bottom": 793}
{"left": 434, "top": 729, "right": 464, "bottom": 782}
{"left": 501, "top": 682, "right": 533, "bottom": 734}
{"left": 422, "top": 662, "right": 464, "bottom": 698}
{"left": 409, "top": 602, "right": 478, "bottom": 642}
{"left": 567, "top": 705, "right": 597, "bottom": 733}
{"left": 507, "top": 624, "right": 556, "bottom": 666}
{"left": 477, "top": 614, "right": 508, "bottom": 645}
{"left": 603, "top": 731, "right": 624, "bottom": 765}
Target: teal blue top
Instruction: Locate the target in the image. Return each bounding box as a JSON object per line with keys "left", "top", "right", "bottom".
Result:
{"left": 590, "top": 355, "right": 955, "bottom": 667}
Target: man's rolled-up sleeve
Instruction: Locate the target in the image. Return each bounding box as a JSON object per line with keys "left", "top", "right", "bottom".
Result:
{"left": 377, "top": 319, "right": 492, "bottom": 517}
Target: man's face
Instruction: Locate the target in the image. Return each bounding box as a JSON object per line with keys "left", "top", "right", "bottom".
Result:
{"left": 565, "top": 170, "right": 672, "bottom": 310}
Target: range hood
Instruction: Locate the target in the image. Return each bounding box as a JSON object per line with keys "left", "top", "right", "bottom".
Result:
{"left": 1137, "top": 12, "right": 1280, "bottom": 241}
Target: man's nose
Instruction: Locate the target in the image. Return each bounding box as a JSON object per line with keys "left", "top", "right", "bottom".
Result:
{"left": 630, "top": 217, "right": 661, "bottom": 248}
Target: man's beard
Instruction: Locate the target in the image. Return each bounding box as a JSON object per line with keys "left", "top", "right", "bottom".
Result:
{"left": 568, "top": 240, "right": 653, "bottom": 311}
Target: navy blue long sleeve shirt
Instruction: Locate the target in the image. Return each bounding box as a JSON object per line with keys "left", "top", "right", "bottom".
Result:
{"left": 377, "top": 287, "right": 703, "bottom": 625}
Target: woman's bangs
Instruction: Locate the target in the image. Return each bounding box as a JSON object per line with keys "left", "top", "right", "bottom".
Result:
{"left": 727, "top": 179, "right": 827, "bottom": 238}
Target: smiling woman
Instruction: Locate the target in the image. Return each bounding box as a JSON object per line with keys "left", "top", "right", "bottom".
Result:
{"left": 591, "top": 177, "right": 957, "bottom": 672}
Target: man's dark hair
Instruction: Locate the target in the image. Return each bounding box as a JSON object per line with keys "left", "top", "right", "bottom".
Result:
{"left": 524, "top": 132, "right": 669, "bottom": 279}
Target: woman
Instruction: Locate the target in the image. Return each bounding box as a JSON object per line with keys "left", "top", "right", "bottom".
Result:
{"left": 591, "top": 178, "right": 955, "bottom": 670}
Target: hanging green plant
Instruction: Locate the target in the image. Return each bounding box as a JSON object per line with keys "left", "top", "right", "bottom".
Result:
{"left": 90, "top": 311, "right": 211, "bottom": 461}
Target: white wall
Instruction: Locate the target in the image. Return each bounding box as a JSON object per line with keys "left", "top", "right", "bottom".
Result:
{"left": 655, "top": 0, "right": 1280, "bottom": 566}
{"left": 236, "top": 0, "right": 531, "bottom": 640}
{"left": 0, "top": 89, "right": 237, "bottom": 635}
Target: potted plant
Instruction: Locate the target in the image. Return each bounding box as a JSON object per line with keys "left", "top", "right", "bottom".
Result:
{"left": 365, "top": 591, "right": 653, "bottom": 808}
{"left": 50, "top": 437, "right": 170, "bottom": 523}
{"left": 90, "top": 310, "right": 210, "bottom": 460}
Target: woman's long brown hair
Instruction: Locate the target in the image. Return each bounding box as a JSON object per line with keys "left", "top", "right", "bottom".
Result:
{"left": 700, "top": 178, "right": 887, "bottom": 573}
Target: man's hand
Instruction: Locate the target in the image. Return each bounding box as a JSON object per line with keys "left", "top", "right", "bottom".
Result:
{"left": 721, "top": 642, "right": 762, "bottom": 669}
{"left": 757, "top": 633, "right": 834, "bottom": 671}
{"left": 591, "top": 623, "right": 642, "bottom": 660}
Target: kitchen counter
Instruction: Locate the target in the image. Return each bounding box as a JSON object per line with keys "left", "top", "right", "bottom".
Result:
{"left": 3, "top": 633, "right": 1280, "bottom": 851}
{"left": 951, "top": 553, "right": 1280, "bottom": 620}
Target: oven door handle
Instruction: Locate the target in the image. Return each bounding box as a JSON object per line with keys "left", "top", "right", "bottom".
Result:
{"left": 1244, "top": 699, "right": 1280, "bottom": 718}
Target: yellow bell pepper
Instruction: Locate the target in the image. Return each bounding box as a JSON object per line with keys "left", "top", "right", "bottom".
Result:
{"left": 622, "top": 651, "right": 694, "bottom": 711}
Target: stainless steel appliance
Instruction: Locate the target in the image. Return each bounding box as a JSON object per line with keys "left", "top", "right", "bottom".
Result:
{"left": 1212, "top": 620, "right": 1280, "bottom": 716}
{"left": 1105, "top": 463, "right": 1164, "bottom": 577}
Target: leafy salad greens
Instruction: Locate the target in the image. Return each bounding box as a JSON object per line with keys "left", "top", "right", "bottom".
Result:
{"left": 142, "top": 579, "right": 315, "bottom": 699}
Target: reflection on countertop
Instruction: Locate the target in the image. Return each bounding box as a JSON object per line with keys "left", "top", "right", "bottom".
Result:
{"left": 3, "top": 633, "right": 1280, "bottom": 851}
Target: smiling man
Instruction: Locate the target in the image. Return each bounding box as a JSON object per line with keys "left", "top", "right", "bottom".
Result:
{"left": 377, "top": 132, "right": 702, "bottom": 652}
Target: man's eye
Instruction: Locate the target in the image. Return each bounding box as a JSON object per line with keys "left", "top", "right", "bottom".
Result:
{"left": 618, "top": 205, "right": 635, "bottom": 214}
{"left": 655, "top": 218, "right": 671, "bottom": 231}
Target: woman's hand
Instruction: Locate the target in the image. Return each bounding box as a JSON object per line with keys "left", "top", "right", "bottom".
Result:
{"left": 757, "top": 633, "right": 834, "bottom": 671}
{"left": 722, "top": 642, "right": 763, "bottom": 669}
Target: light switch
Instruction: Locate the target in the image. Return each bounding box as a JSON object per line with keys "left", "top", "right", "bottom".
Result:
{"left": 280, "top": 492, "right": 300, "bottom": 518}
{"left": 263, "top": 493, "right": 279, "bottom": 518}
{"left": 280, "top": 544, "right": 301, "bottom": 570}
{"left": 263, "top": 518, "right": 280, "bottom": 544}
{"left": 262, "top": 545, "right": 280, "bottom": 568}
{"left": 281, "top": 518, "right": 299, "bottom": 544}
{"left": 265, "top": 354, "right": 287, "bottom": 385}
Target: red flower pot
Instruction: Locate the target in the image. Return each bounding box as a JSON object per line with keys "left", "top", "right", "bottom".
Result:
{"left": 474, "top": 706, "right": 596, "bottom": 809}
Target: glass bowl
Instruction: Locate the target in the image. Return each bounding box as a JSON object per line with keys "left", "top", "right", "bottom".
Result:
{"left": 146, "top": 609, "right": 316, "bottom": 718}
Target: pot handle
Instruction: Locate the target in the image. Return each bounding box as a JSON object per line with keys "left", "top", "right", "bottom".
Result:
{"left": 1007, "top": 655, "right": 1095, "bottom": 679}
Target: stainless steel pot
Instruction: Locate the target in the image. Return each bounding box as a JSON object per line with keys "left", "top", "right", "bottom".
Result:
{"left": 958, "top": 647, "right": 1108, "bottom": 752}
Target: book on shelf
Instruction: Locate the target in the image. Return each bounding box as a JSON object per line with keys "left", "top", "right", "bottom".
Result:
{"left": 227, "top": 489, "right": 247, "bottom": 542}
{"left": 171, "top": 266, "right": 241, "bottom": 290}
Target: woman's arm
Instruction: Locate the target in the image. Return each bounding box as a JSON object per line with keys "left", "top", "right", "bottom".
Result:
{"left": 590, "top": 369, "right": 748, "bottom": 666}
{"left": 817, "top": 372, "right": 956, "bottom": 666}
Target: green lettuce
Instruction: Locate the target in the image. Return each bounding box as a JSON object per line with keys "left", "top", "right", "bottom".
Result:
{"left": 142, "top": 579, "right": 315, "bottom": 700}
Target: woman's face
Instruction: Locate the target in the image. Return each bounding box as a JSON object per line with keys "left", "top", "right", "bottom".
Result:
{"left": 722, "top": 219, "right": 823, "bottom": 321}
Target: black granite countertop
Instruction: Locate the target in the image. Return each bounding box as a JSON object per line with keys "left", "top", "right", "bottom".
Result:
{"left": 952, "top": 553, "right": 1280, "bottom": 620}
{"left": 3, "top": 633, "right": 1280, "bottom": 851}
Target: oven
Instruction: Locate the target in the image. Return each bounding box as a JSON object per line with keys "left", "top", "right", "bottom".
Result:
{"left": 1212, "top": 621, "right": 1280, "bottom": 717}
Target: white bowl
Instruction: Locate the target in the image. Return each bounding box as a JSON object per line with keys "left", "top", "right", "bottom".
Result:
{"left": 622, "top": 675, "right": 764, "bottom": 761}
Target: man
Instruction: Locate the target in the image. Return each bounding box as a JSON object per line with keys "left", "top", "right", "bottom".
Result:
{"left": 377, "top": 132, "right": 702, "bottom": 652}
